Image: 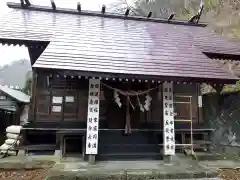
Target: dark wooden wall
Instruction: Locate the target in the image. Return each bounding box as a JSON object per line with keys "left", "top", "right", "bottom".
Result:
{"left": 34, "top": 72, "right": 88, "bottom": 123}
{"left": 0, "top": 91, "right": 23, "bottom": 125}
{"left": 173, "top": 84, "right": 202, "bottom": 129}
{"left": 0, "top": 90, "right": 26, "bottom": 145}
{"left": 32, "top": 71, "right": 201, "bottom": 129}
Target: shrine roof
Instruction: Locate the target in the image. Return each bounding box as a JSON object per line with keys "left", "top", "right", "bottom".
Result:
{"left": 0, "top": 85, "right": 30, "bottom": 103}
{"left": 0, "top": 2, "right": 240, "bottom": 83}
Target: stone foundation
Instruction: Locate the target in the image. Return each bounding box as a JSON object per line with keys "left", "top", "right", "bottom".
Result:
{"left": 46, "top": 170, "right": 219, "bottom": 180}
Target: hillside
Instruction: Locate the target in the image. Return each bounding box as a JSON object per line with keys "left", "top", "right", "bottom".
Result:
{"left": 180, "top": 0, "right": 240, "bottom": 39}
{"left": 0, "top": 59, "right": 32, "bottom": 89}
{"left": 116, "top": 0, "right": 240, "bottom": 39}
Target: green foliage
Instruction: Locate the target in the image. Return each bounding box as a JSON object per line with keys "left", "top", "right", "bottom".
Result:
{"left": 22, "top": 75, "right": 32, "bottom": 95}
{"left": 178, "top": 0, "right": 222, "bottom": 20}
{"left": 223, "top": 80, "right": 240, "bottom": 93}
{"left": 117, "top": 0, "right": 240, "bottom": 38}
{"left": 204, "top": 0, "right": 220, "bottom": 11}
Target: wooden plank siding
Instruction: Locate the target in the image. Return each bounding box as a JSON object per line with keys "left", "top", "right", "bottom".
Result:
{"left": 35, "top": 72, "right": 88, "bottom": 122}
{"left": 174, "top": 84, "right": 202, "bottom": 130}
{"left": 33, "top": 71, "right": 202, "bottom": 130}
{"left": 0, "top": 90, "right": 27, "bottom": 136}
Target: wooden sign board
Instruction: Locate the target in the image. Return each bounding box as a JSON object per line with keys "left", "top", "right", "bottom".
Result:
{"left": 86, "top": 79, "right": 100, "bottom": 155}
{"left": 163, "top": 82, "right": 175, "bottom": 155}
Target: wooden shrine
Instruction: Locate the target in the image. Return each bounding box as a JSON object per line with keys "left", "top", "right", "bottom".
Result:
{"left": 0, "top": 0, "right": 239, "bottom": 163}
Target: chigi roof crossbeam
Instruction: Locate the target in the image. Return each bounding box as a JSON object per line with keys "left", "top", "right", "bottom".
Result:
{"left": 7, "top": 1, "right": 207, "bottom": 27}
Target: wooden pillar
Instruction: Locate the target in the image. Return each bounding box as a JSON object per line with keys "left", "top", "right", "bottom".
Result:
{"left": 163, "top": 82, "right": 175, "bottom": 162}
{"left": 146, "top": 82, "right": 151, "bottom": 124}
{"left": 197, "top": 83, "right": 203, "bottom": 124}
{"left": 27, "top": 46, "right": 42, "bottom": 121}
{"left": 61, "top": 86, "right": 65, "bottom": 122}
{"left": 86, "top": 78, "right": 101, "bottom": 164}
{"left": 31, "top": 70, "right": 37, "bottom": 121}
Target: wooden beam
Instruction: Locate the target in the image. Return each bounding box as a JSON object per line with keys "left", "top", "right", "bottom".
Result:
{"left": 59, "top": 70, "right": 238, "bottom": 85}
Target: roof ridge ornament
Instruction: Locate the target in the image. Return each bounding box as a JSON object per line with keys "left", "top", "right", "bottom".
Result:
{"left": 147, "top": 11, "right": 152, "bottom": 19}
{"left": 20, "top": 0, "right": 24, "bottom": 7}
{"left": 20, "top": 0, "right": 31, "bottom": 8}
{"left": 77, "top": 2, "right": 81, "bottom": 12}
{"left": 25, "top": 0, "right": 31, "bottom": 6}
{"left": 168, "top": 12, "right": 175, "bottom": 21}
{"left": 124, "top": 8, "right": 130, "bottom": 17}
{"left": 101, "top": 4, "right": 106, "bottom": 14}
{"left": 188, "top": 0, "right": 204, "bottom": 24}
{"left": 51, "top": 0, "right": 56, "bottom": 11}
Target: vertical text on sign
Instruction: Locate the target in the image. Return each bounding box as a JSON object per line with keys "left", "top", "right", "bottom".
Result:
{"left": 86, "top": 79, "right": 101, "bottom": 155}
{"left": 163, "top": 82, "right": 175, "bottom": 155}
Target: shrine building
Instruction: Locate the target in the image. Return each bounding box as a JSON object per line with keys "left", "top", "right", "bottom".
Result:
{"left": 0, "top": 0, "right": 240, "bottom": 163}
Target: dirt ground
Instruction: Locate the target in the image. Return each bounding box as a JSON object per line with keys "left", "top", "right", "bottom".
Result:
{"left": 0, "top": 168, "right": 239, "bottom": 180}
{"left": 0, "top": 169, "right": 49, "bottom": 180}
{"left": 219, "top": 168, "right": 240, "bottom": 180}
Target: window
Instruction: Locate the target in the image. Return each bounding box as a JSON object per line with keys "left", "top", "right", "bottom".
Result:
{"left": 52, "top": 96, "right": 63, "bottom": 104}
{"left": 52, "top": 105, "right": 62, "bottom": 112}
{"left": 65, "top": 96, "right": 74, "bottom": 103}
{"left": 51, "top": 96, "right": 63, "bottom": 113}
{"left": 0, "top": 95, "right": 6, "bottom": 100}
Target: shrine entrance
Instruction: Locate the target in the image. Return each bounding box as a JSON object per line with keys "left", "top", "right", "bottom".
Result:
{"left": 97, "top": 83, "right": 162, "bottom": 160}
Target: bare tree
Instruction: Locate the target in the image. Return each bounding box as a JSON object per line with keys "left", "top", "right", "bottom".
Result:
{"left": 112, "top": 0, "right": 201, "bottom": 19}
{"left": 22, "top": 71, "right": 32, "bottom": 95}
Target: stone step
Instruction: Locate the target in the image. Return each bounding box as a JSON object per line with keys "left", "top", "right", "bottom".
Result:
{"left": 97, "top": 152, "right": 163, "bottom": 160}
{"left": 99, "top": 135, "right": 158, "bottom": 144}
{"left": 99, "top": 143, "right": 159, "bottom": 154}
{"left": 151, "top": 178, "right": 220, "bottom": 180}
{"left": 195, "top": 152, "right": 223, "bottom": 161}
{"left": 176, "top": 152, "right": 223, "bottom": 161}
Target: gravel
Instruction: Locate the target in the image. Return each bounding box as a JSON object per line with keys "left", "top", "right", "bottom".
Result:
{"left": 0, "top": 169, "right": 48, "bottom": 180}
{"left": 0, "top": 168, "right": 238, "bottom": 180}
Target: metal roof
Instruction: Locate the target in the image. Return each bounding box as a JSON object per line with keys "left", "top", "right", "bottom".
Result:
{"left": 0, "top": 3, "right": 240, "bottom": 82}
{"left": 0, "top": 100, "right": 17, "bottom": 112}
{"left": 0, "top": 85, "right": 30, "bottom": 103}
